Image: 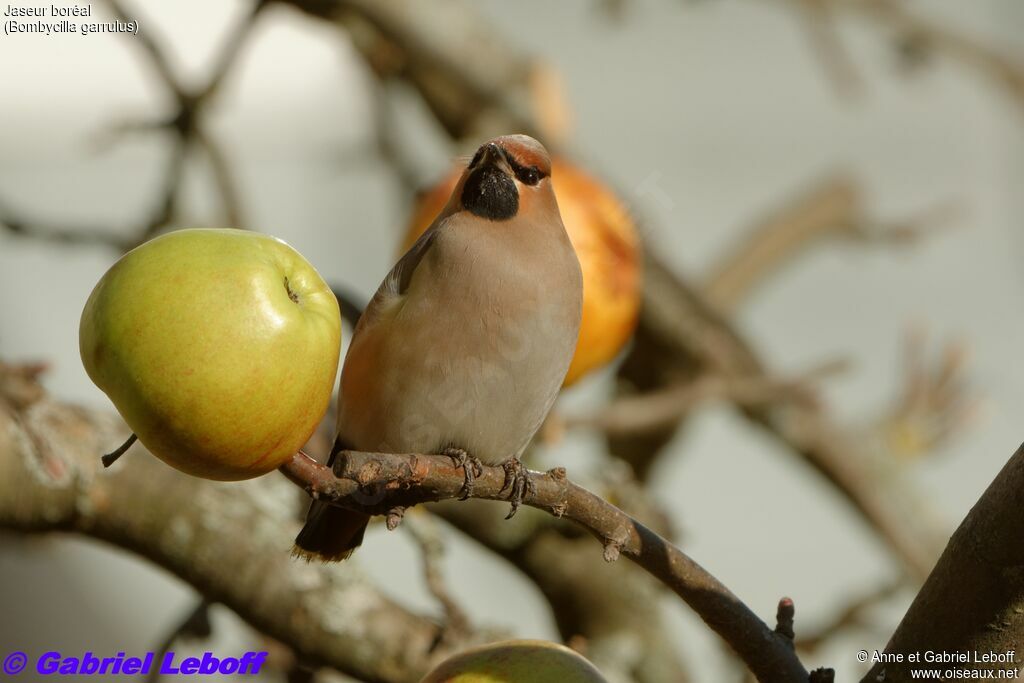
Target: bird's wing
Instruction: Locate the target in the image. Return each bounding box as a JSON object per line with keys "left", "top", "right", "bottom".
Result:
{"left": 357, "top": 217, "right": 446, "bottom": 331}
{"left": 384, "top": 225, "right": 439, "bottom": 298}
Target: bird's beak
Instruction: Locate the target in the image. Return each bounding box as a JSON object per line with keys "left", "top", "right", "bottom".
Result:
{"left": 476, "top": 142, "right": 511, "bottom": 173}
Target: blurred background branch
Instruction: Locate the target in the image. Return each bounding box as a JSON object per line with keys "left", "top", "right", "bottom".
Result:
{"left": 0, "top": 365, "right": 474, "bottom": 683}
{"left": 784, "top": 0, "right": 1024, "bottom": 113}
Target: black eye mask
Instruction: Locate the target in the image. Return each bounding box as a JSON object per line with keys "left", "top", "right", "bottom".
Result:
{"left": 461, "top": 165, "right": 519, "bottom": 221}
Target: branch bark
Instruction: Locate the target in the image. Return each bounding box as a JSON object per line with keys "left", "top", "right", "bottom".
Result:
{"left": 282, "top": 0, "right": 541, "bottom": 141}
{"left": 1, "top": 364, "right": 814, "bottom": 682}
{"left": 860, "top": 443, "right": 1024, "bottom": 683}
{"left": 281, "top": 450, "right": 814, "bottom": 682}
{"left": 703, "top": 177, "right": 861, "bottom": 314}
{"left": 430, "top": 496, "right": 691, "bottom": 683}
{"left": 0, "top": 373, "right": 469, "bottom": 683}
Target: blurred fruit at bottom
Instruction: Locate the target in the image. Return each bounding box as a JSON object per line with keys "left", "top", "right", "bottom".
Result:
{"left": 402, "top": 157, "right": 642, "bottom": 387}
{"left": 418, "top": 639, "right": 608, "bottom": 683}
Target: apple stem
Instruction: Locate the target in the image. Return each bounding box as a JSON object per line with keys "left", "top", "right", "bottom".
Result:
{"left": 101, "top": 433, "right": 138, "bottom": 468}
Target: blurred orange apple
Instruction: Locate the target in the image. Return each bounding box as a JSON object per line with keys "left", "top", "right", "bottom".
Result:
{"left": 402, "top": 158, "right": 641, "bottom": 386}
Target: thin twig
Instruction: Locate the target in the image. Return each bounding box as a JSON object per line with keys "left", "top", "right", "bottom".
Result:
{"left": 567, "top": 359, "right": 847, "bottom": 437}
{"left": 104, "top": 0, "right": 263, "bottom": 231}
{"left": 796, "top": 580, "right": 904, "bottom": 653}
{"left": 0, "top": 1, "right": 233, "bottom": 252}
{"left": 283, "top": 0, "right": 543, "bottom": 141}
{"left": 794, "top": 0, "right": 864, "bottom": 99}
{"left": 866, "top": 329, "right": 976, "bottom": 461}
{"left": 404, "top": 511, "right": 473, "bottom": 641}
{"left": 86, "top": 0, "right": 263, "bottom": 244}
{"left": 774, "top": 597, "right": 796, "bottom": 644}
{"left": 703, "top": 176, "right": 956, "bottom": 315}
{"left": 195, "top": 129, "right": 245, "bottom": 229}
{"left": 703, "top": 176, "right": 860, "bottom": 313}
{"left": 0, "top": 139, "right": 184, "bottom": 250}
{"left": 777, "top": 0, "right": 1024, "bottom": 115}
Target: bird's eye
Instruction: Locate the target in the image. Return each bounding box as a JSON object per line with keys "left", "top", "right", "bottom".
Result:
{"left": 516, "top": 166, "right": 542, "bottom": 186}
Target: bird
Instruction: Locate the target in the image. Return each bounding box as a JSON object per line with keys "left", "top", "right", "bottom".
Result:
{"left": 294, "top": 134, "right": 583, "bottom": 562}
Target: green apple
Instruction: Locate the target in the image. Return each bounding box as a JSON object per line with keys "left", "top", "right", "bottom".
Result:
{"left": 80, "top": 228, "right": 341, "bottom": 481}
{"left": 419, "top": 640, "right": 608, "bottom": 683}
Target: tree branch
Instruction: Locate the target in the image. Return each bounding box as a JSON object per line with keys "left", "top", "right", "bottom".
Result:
{"left": 430, "top": 491, "right": 689, "bottom": 683}
{"left": 796, "top": 580, "right": 904, "bottom": 653}
{"left": 1, "top": 362, "right": 818, "bottom": 681}
{"left": 566, "top": 359, "right": 845, "bottom": 438}
{"left": 279, "top": 0, "right": 544, "bottom": 142}
{"left": 703, "top": 176, "right": 861, "bottom": 314}
{"left": 0, "top": 142, "right": 185, "bottom": 251}
{"left": 840, "top": 0, "right": 1024, "bottom": 115}
{"left": 280, "top": 450, "right": 816, "bottom": 682}
{"left": 621, "top": 253, "right": 950, "bottom": 581}
{"left": 792, "top": 0, "right": 864, "bottom": 100}
{"left": 774, "top": 0, "right": 1024, "bottom": 115}
{"left": 403, "top": 510, "right": 473, "bottom": 643}
{"left": 0, "top": 373, "right": 472, "bottom": 683}
{"left": 703, "top": 175, "right": 956, "bottom": 315}
{"left": 861, "top": 442, "right": 1024, "bottom": 682}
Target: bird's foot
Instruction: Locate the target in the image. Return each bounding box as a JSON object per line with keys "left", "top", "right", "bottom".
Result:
{"left": 501, "top": 457, "right": 536, "bottom": 520}
{"left": 443, "top": 447, "right": 484, "bottom": 500}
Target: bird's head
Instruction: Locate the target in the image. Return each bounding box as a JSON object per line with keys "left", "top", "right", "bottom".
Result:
{"left": 454, "top": 135, "right": 555, "bottom": 222}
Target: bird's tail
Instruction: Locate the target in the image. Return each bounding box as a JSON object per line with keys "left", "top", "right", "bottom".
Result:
{"left": 293, "top": 503, "right": 369, "bottom": 562}
{"left": 292, "top": 437, "right": 370, "bottom": 562}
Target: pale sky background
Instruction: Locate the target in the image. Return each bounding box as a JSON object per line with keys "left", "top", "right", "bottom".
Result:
{"left": 1, "top": 1, "right": 1022, "bottom": 681}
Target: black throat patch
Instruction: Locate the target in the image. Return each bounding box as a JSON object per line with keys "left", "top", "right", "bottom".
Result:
{"left": 461, "top": 166, "right": 519, "bottom": 221}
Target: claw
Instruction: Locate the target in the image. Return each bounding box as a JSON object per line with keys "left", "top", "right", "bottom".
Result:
{"left": 443, "top": 447, "right": 483, "bottom": 500}
{"left": 501, "top": 457, "right": 536, "bottom": 519}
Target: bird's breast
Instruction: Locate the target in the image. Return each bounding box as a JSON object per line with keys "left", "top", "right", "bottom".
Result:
{"left": 338, "top": 224, "right": 581, "bottom": 463}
